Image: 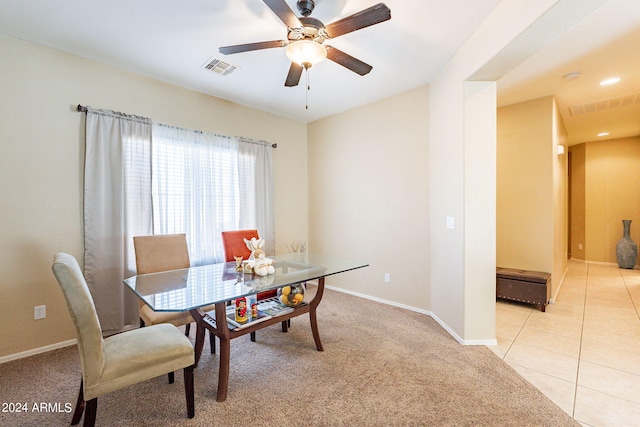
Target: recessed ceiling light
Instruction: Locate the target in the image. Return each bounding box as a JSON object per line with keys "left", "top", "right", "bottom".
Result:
{"left": 600, "top": 77, "right": 620, "bottom": 86}
{"left": 564, "top": 72, "right": 581, "bottom": 81}
{"left": 598, "top": 132, "right": 610, "bottom": 137}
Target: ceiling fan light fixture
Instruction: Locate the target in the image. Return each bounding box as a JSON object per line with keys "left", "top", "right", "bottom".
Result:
{"left": 286, "top": 40, "right": 326, "bottom": 67}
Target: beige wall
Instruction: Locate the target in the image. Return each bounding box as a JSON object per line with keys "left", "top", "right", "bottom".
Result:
{"left": 580, "top": 136, "right": 640, "bottom": 264}
{"left": 497, "top": 96, "right": 569, "bottom": 298}
{"left": 307, "top": 86, "right": 430, "bottom": 310}
{"left": 0, "top": 35, "right": 308, "bottom": 358}
{"left": 497, "top": 97, "right": 554, "bottom": 272}
{"left": 552, "top": 99, "right": 569, "bottom": 296}
{"left": 569, "top": 144, "right": 586, "bottom": 260}
{"left": 463, "top": 81, "right": 498, "bottom": 341}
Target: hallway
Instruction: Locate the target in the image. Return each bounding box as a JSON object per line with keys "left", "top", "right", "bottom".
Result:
{"left": 490, "top": 260, "right": 640, "bottom": 426}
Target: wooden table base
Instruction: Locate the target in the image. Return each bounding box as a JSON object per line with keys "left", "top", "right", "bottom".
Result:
{"left": 190, "top": 277, "right": 325, "bottom": 402}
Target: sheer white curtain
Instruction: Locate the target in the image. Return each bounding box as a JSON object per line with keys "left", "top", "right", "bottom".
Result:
{"left": 84, "top": 109, "right": 153, "bottom": 332}
{"left": 238, "top": 137, "right": 275, "bottom": 255}
{"left": 152, "top": 125, "right": 275, "bottom": 264}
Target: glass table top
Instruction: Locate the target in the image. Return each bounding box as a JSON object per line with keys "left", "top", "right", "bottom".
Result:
{"left": 123, "top": 253, "right": 368, "bottom": 311}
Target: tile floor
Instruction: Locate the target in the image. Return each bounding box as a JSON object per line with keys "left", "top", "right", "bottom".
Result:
{"left": 489, "top": 260, "right": 640, "bottom": 426}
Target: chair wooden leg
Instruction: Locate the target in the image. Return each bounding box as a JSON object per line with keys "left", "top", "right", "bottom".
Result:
{"left": 83, "top": 398, "right": 97, "bottom": 427}
{"left": 209, "top": 330, "right": 216, "bottom": 354}
{"left": 71, "top": 378, "right": 85, "bottom": 425}
{"left": 185, "top": 323, "right": 191, "bottom": 336}
{"left": 168, "top": 371, "right": 175, "bottom": 384}
{"left": 184, "top": 365, "right": 195, "bottom": 419}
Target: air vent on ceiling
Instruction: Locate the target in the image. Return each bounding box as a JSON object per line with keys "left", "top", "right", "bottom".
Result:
{"left": 569, "top": 92, "right": 640, "bottom": 116}
{"left": 201, "top": 58, "right": 237, "bottom": 76}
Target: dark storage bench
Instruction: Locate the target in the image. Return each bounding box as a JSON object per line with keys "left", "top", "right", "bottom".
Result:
{"left": 496, "top": 267, "right": 551, "bottom": 312}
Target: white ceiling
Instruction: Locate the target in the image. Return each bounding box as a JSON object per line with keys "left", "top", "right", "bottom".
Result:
{"left": 498, "top": 0, "right": 640, "bottom": 144}
{"left": 1, "top": 0, "right": 639, "bottom": 144}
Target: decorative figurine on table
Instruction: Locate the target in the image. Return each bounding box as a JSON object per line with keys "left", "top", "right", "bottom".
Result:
{"left": 235, "top": 297, "right": 248, "bottom": 323}
{"left": 243, "top": 237, "right": 275, "bottom": 276}
{"left": 287, "top": 240, "right": 307, "bottom": 261}
{"left": 234, "top": 256, "right": 243, "bottom": 272}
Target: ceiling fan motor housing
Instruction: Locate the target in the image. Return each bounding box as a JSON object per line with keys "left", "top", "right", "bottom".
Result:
{"left": 297, "top": 0, "right": 315, "bottom": 17}
{"left": 288, "top": 17, "right": 326, "bottom": 42}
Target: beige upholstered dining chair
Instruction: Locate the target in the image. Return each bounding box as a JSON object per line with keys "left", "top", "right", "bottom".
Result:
{"left": 133, "top": 234, "right": 216, "bottom": 359}
{"left": 52, "top": 253, "right": 195, "bottom": 427}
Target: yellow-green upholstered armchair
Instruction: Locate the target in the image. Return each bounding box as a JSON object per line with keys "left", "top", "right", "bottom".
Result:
{"left": 52, "top": 253, "right": 195, "bottom": 427}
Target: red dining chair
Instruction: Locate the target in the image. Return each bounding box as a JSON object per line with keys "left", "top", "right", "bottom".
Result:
{"left": 221, "top": 230, "right": 286, "bottom": 340}
{"left": 221, "top": 230, "right": 277, "bottom": 299}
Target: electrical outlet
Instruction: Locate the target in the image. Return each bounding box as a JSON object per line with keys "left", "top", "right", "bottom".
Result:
{"left": 34, "top": 305, "right": 46, "bottom": 320}
{"left": 384, "top": 273, "right": 391, "bottom": 283}
{"left": 446, "top": 216, "right": 455, "bottom": 229}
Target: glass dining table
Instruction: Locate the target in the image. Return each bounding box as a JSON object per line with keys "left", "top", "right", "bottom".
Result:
{"left": 123, "top": 253, "right": 368, "bottom": 402}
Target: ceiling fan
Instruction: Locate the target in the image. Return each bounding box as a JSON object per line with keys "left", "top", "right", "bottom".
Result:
{"left": 219, "top": 0, "right": 391, "bottom": 87}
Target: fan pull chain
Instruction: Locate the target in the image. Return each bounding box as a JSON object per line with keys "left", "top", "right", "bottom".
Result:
{"left": 305, "top": 68, "right": 310, "bottom": 110}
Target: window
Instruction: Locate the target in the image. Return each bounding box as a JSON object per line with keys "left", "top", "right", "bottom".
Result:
{"left": 151, "top": 124, "right": 274, "bottom": 265}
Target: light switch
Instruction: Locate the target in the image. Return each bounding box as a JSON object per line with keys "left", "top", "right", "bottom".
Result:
{"left": 446, "top": 216, "right": 455, "bottom": 229}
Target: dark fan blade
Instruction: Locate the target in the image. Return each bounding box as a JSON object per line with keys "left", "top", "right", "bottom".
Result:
{"left": 324, "top": 3, "right": 391, "bottom": 38}
{"left": 284, "top": 62, "right": 304, "bottom": 87}
{"left": 263, "top": 0, "right": 302, "bottom": 28}
{"left": 219, "top": 40, "right": 286, "bottom": 55}
{"left": 325, "top": 46, "right": 373, "bottom": 76}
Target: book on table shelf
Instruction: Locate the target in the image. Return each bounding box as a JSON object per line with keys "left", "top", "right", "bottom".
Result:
{"left": 256, "top": 296, "right": 306, "bottom": 317}
{"left": 204, "top": 306, "right": 273, "bottom": 330}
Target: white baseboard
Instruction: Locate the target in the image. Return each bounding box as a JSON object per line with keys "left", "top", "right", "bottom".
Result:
{"left": 550, "top": 265, "right": 569, "bottom": 304}
{"left": 3, "top": 286, "right": 500, "bottom": 363}
{"left": 0, "top": 339, "right": 77, "bottom": 364}
{"left": 570, "top": 258, "right": 639, "bottom": 269}
{"left": 325, "top": 285, "right": 497, "bottom": 346}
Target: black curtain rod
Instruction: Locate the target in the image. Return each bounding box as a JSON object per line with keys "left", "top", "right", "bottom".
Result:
{"left": 77, "top": 104, "right": 277, "bottom": 148}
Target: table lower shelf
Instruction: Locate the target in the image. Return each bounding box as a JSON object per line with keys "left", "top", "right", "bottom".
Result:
{"left": 202, "top": 301, "right": 310, "bottom": 339}
{"left": 189, "top": 277, "right": 326, "bottom": 402}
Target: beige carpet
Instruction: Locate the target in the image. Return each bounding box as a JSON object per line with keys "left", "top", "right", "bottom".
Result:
{"left": 0, "top": 287, "right": 578, "bottom": 426}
